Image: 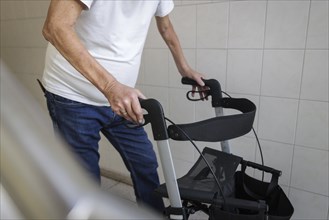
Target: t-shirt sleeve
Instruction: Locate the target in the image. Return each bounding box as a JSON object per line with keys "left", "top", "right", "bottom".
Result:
{"left": 79, "top": 0, "right": 94, "bottom": 10}
{"left": 155, "top": 0, "right": 174, "bottom": 17}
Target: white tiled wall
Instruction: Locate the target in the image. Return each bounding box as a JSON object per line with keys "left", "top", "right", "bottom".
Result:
{"left": 1, "top": 0, "right": 328, "bottom": 219}
{"left": 261, "top": 50, "right": 304, "bottom": 98}
{"left": 0, "top": 0, "right": 48, "bottom": 105}
{"left": 228, "top": 1, "right": 266, "bottom": 49}
{"left": 227, "top": 49, "right": 263, "bottom": 95}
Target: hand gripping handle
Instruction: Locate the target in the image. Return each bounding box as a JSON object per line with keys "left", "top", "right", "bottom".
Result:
{"left": 139, "top": 98, "right": 168, "bottom": 141}
{"left": 181, "top": 77, "right": 222, "bottom": 107}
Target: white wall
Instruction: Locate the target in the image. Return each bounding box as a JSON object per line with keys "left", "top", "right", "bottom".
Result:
{"left": 1, "top": 0, "right": 328, "bottom": 219}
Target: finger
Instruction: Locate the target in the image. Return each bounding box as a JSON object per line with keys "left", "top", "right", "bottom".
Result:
{"left": 122, "top": 105, "right": 134, "bottom": 122}
{"left": 135, "top": 90, "right": 146, "bottom": 124}
{"left": 203, "top": 86, "right": 210, "bottom": 100}
{"left": 113, "top": 103, "right": 125, "bottom": 117}
{"left": 136, "top": 90, "right": 146, "bottom": 100}
{"left": 199, "top": 85, "right": 210, "bottom": 101}
{"left": 119, "top": 96, "right": 136, "bottom": 122}
{"left": 195, "top": 76, "right": 205, "bottom": 87}
{"left": 198, "top": 86, "right": 205, "bottom": 100}
{"left": 192, "top": 85, "right": 197, "bottom": 97}
{"left": 131, "top": 96, "right": 144, "bottom": 124}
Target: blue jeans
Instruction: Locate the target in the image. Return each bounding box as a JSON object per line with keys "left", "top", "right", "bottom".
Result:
{"left": 45, "top": 91, "right": 164, "bottom": 212}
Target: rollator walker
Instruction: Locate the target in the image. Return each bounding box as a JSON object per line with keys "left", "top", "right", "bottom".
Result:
{"left": 139, "top": 78, "right": 294, "bottom": 220}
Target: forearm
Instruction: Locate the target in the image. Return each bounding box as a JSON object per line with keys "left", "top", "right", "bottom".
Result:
{"left": 45, "top": 28, "right": 116, "bottom": 93}
{"left": 156, "top": 17, "right": 191, "bottom": 75}
{"left": 42, "top": 0, "right": 116, "bottom": 94}
{"left": 156, "top": 15, "right": 205, "bottom": 87}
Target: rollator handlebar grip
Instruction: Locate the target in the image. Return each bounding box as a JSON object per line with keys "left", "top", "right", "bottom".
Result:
{"left": 181, "top": 77, "right": 222, "bottom": 107}
{"left": 139, "top": 98, "right": 169, "bottom": 141}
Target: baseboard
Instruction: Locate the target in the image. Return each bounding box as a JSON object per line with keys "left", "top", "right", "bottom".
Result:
{"left": 100, "top": 168, "right": 133, "bottom": 186}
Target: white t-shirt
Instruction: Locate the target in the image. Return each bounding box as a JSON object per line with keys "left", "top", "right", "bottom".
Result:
{"left": 42, "top": 0, "right": 174, "bottom": 106}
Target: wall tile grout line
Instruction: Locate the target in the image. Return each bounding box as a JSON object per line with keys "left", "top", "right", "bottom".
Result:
{"left": 224, "top": 0, "right": 231, "bottom": 93}
{"left": 254, "top": 0, "right": 269, "bottom": 175}
{"left": 287, "top": 0, "right": 312, "bottom": 198}
{"left": 140, "top": 83, "right": 329, "bottom": 103}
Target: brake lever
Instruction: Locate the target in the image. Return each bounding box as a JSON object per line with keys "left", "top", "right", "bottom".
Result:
{"left": 186, "top": 89, "right": 211, "bottom": 101}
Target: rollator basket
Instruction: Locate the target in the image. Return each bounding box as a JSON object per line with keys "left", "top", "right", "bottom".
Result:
{"left": 155, "top": 147, "right": 293, "bottom": 220}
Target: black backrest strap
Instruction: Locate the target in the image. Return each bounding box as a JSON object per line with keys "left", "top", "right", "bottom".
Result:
{"left": 168, "top": 98, "right": 256, "bottom": 142}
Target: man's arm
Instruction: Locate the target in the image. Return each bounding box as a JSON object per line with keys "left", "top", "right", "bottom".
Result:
{"left": 156, "top": 15, "right": 205, "bottom": 88}
{"left": 43, "top": 0, "right": 145, "bottom": 123}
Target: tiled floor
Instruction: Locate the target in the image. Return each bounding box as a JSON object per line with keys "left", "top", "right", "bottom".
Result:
{"left": 100, "top": 176, "right": 209, "bottom": 220}
{"left": 100, "top": 176, "right": 137, "bottom": 206}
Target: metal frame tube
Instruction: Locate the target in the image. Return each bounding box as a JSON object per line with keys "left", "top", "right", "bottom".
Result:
{"left": 215, "top": 107, "right": 230, "bottom": 153}
{"left": 156, "top": 140, "right": 183, "bottom": 220}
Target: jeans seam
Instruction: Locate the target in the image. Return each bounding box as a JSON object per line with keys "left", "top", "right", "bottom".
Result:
{"left": 45, "top": 92, "right": 59, "bottom": 131}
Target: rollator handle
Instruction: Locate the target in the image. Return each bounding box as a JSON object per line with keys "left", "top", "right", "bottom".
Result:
{"left": 140, "top": 98, "right": 184, "bottom": 218}
{"left": 139, "top": 98, "right": 169, "bottom": 141}
{"left": 181, "top": 77, "right": 222, "bottom": 107}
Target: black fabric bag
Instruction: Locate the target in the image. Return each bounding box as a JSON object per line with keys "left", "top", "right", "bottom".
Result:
{"left": 209, "top": 199, "right": 266, "bottom": 220}
{"left": 209, "top": 161, "right": 294, "bottom": 220}
{"left": 235, "top": 165, "right": 294, "bottom": 220}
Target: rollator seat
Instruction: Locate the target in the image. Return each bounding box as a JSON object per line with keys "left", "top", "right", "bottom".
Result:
{"left": 155, "top": 147, "right": 243, "bottom": 204}
{"left": 155, "top": 95, "right": 256, "bottom": 205}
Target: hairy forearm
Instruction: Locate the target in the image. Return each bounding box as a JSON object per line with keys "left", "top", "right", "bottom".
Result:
{"left": 42, "top": 0, "right": 116, "bottom": 94}
{"left": 44, "top": 25, "right": 116, "bottom": 93}
{"left": 157, "top": 16, "right": 205, "bottom": 88}
{"left": 157, "top": 17, "right": 191, "bottom": 75}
